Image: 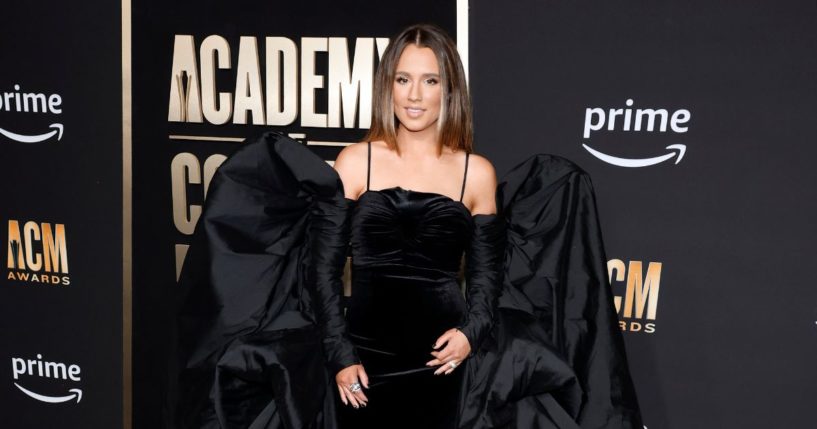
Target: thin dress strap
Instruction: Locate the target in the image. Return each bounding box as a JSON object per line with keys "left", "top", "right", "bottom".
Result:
{"left": 366, "top": 141, "right": 371, "bottom": 191}
{"left": 459, "top": 153, "right": 470, "bottom": 202}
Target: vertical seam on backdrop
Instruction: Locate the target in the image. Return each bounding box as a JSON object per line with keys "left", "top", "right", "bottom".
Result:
{"left": 457, "top": 0, "right": 469, "bottom": 84}
{"left": 121, "top": 0, "right": 133, "bottom": 427}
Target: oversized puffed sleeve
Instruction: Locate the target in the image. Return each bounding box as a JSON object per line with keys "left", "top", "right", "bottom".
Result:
{"left": 459, "top": 154, "right": 642, "bottom": 428}
{"left": 458, "top": 213, "right": 506, "bottom": 354}
{"left": 171, "top": 132, "right": 352, "bottom": 428}
{"left": 303, "top": 195, "right": 361, "bottom": 375}
{"left": 561, "top": 171, "right": 642, "bottom": 428}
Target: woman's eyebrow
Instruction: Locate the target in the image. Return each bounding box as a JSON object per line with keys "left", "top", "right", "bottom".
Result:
{"left": 395, "top": 71, "right": 441, "bottom": 78}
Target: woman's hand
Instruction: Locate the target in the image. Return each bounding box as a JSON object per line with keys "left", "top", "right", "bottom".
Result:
{"left": 336, "top": 364, "right": 369, "bottom": 408}
{"left": 426, "top": 328, "right": 471, "bottom": 375}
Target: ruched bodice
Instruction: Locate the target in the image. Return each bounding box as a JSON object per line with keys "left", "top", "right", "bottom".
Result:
{"left": 350, "top": 186, "right": 473, "bottom": 274}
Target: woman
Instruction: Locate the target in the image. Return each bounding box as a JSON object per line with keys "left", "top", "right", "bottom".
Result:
{"left": 330, "top": 24, "right": 502, "bottom": 428}
{"left": 171, "top": 23, "right": 643, "bottom": 429}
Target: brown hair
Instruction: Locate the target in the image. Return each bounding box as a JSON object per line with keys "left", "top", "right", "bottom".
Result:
{"left": 364, "top": 23, "right": 473, "bottom": 155}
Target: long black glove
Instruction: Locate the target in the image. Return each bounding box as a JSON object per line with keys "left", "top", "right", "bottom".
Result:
{"left": 303, "top": 194, "right": 361, "bottom": 376}
{"left": 457, "top": 213, "right": 506, "bottom": 354}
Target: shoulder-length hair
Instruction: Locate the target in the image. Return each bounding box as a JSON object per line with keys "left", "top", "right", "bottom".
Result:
{"left": 364, "top": 23, "right": 473, "bottom": 155}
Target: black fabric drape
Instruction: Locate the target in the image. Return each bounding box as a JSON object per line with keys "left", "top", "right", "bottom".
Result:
{"left": 167, "top": 132, "right": 642, "bottom": 428}
{"left": 168, "top": 132, "right": 353, "bottom": 428}
{"left": 457, "top": 155, "right": 642, "bottom": 429}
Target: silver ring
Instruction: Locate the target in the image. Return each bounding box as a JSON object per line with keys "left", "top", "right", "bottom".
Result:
{"left": 349, "top": 382, "right": 362, "bottom": 392}
{"left": 448, "top": 361, "right": 458, "bottom": 369}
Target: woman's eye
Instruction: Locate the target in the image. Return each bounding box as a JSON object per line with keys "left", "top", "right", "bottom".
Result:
{"left": 396, "top": 76, "right": 408, "bottom": 84}
{"left": 425, "top": 78, "right": 439, "bottom": 85}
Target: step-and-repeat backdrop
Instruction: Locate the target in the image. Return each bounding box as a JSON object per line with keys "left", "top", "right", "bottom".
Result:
{"left": 0, "top": 1, "right": 124, "bottom": 428}
{"left": 1, "top": 0, "right": 815, "bottom": 428}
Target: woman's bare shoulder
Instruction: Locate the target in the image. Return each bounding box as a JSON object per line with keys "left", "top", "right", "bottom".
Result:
{"left": 335, "top": 141, "right": 368, "bottom": 166}
{"left": 465, "top": 153, "right": 498, "bottom": 215}
{"left": 467, "top": 153, "right": 497, "bottom": 187}
{"left": 334, "top": 142, "right": 370, "bottom": 199}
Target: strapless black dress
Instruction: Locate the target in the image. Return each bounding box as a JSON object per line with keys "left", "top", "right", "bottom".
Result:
{"left": 338, "top": 186, "right": 477, "bottom": 428}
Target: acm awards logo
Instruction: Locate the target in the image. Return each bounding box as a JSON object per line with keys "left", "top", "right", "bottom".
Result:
{"left": 0, "top": 84, "right": 64, "bottom": 144}
{"left": 11, "top": 354, "right": 82, "bottom": 404}
{"left": 6, "top": 220, "right": 70, "bottom": 285}
{"left": 582, "top": 99, "right": 691, "bottom": 168}
{"left": 608, "top": 259, "right": 661, "bottom": 333}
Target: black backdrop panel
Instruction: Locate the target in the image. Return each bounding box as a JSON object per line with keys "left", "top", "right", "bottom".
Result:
{"left": 471, "top": 1, "right": 817, "bottom": 428}
{"left": 3, "top": 1, "right": 817, "bottom": 428}
{"left": 0, "top": 1, "right": 123, "bottom": 428}
{"left": 131, "top": 2, "right": 460, "bottom": 427}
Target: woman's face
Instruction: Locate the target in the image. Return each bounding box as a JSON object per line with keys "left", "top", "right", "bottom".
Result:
{"left": 392, "top": 44, "right": 442, "bottom": 134}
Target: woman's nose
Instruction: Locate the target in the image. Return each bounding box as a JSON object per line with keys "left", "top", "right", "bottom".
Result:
{"left": 408, "top": 83, "right": 422, "bottom": 102}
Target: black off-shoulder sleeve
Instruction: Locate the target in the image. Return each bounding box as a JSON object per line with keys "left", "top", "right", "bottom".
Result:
{"left": 458, "top": 213, "right": 506, "bottom": 354}
{"left": 304, "top": 195, "right": 361, "bottom": 375}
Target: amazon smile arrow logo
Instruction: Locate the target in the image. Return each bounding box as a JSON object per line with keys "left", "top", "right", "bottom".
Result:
{"left": 14, "top": 383, "right": 82, "bottom": 403}
{"left": 11, "top": 354, "right": 83, "bottom": 405}
{"left": 0, "top": 83, "right": 65, "bottom": 143}
{"left": 582, "top": 143, "right": 686, "bottom": 167}
{"left": 0, "top": 123, "right": 63, "bottom": 143}
{"left": 582, "top": 99, "right": 692, "bottom": 168}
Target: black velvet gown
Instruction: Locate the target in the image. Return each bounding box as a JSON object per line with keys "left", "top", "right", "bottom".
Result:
{"left": 337, "top": 140, "right": 504, "bottom": 428}
{"left": 339, "top": 186, "right": 470, "bottom": 428}
{"left": 168, "top": 132, "right": 643, "bottom": 429}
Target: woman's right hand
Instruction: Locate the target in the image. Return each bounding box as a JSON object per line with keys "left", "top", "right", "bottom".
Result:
{"left": 336, "top": 364, "right": 369, "bottom": 408}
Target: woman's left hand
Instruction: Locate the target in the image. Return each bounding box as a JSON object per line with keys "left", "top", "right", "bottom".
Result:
{"left": 426, "top": 328, "right": 471, "bottom": 375}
